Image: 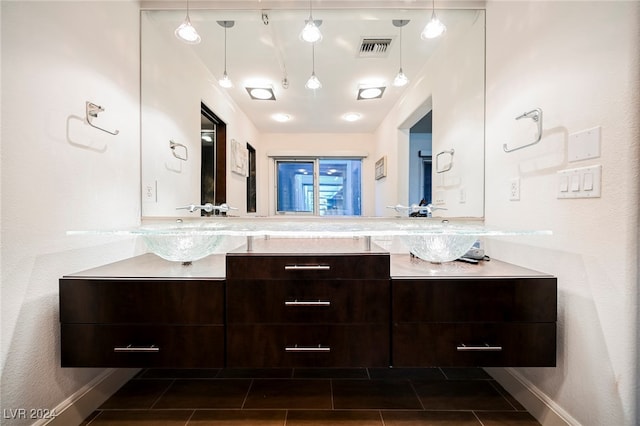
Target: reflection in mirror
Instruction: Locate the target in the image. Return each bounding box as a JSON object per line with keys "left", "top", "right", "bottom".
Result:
{"left": 200, "top": 103, "right": 226, "bottom": 216}
{"left": 141, "top": 7, "right": 484, "bottom": 218}
{"left": 409, "top": 111, "right": 433, "bottom": 209}
{"left": 246, "top": 143, "right": 256, "bottom": 213}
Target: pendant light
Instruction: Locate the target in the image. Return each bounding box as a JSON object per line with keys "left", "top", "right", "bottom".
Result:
{"left": 421, "top": 0, "right": 446, "bottom": 39}
{"left": 217, "top": 21, "right": 234, "bottom": 88}
{"left": 392, "top": 20, "right": 410, "bottom": 87}
{"left": 305, "top": 44, "right": 322, "bottom": 90}
{"left": 300, "top": 0, "right": 322, "bottom": 43}
{"left": 175, "top": 0, "right": 201, "bottom": 44}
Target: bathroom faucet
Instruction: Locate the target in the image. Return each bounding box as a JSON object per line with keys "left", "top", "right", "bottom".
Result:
{"left": 176, "top": 203, "right": 237, "bottom": 213}
{"left": 386, "top": 203, "right": 447, "bottom": 217}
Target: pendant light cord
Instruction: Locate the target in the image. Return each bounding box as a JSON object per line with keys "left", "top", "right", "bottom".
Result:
{"left": 399, "top": 25, "right": 403, "bottom": 68}
{"left": 224, "top": 26, "right": 228, "bottom": 73}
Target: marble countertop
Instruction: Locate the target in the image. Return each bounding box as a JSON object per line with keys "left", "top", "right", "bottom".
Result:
{"left": 63, "top": 253, "right": 226, "bottom": 279}
{"left": 390, "top": 254, "right": 553, "bottom": 278}
{"left": 63, "top": 249, "right": 552, "bottom": 280}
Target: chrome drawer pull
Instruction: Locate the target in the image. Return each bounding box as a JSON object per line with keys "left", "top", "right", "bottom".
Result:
{"left": 285, "top": 344, "right": 331, "bottom": 353}
{"left": 457, "top": 343, "right": 502, "bottom": 352}
{"left": 285, "top": 300, "right": 331, "bottom": 307}
{"left": 114, "top": 344, "right": 160, "bottom": 353}
{"left": 284, "top": 265, "right": 331, "bottom": 271}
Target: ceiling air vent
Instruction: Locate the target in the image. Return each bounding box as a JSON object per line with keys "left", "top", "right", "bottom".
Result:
{"left": 358, "top": 37, "right": 393, "bottom": 58}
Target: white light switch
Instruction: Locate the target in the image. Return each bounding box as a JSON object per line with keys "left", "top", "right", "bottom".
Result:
{"left": 557, "top": 165, "right": 601, "bottom": 199}
{"left": 559, "top": 175, "right": 569, "bottom": 192}
{"left": 570, "top": 175, "right": 580, "bottom": 192}
{"left": 583, "top": 172, "right": 594, "bottom": 191}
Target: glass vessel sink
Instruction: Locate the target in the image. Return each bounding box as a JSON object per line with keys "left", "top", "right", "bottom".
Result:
{"left": 400, "top": 234, "right": 479, "bottom": 263}
{"left": 136, "top": 222, "right": 228, "bottom": 263}
{"left": 69, "top": 217, "right": 550, "bottom": 263}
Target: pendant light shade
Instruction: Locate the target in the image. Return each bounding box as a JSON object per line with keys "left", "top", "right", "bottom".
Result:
{"left": 219, "top": 71, "right": 233, "bottom": 88}
{"left": 392, "top": 20, "right": 410, "bottom": 87}
{"left": 217, "top": 21, "right": 234, "bottom": 88}
{"left": 175, "top": 0, "right": 201, "bottom": 44}
{"left": 306, "top": 44, "right": 321, "bottom": 90}
{"left": 306, "top": 73, "right": 322, "bottom": 90}
{"left": 301, "top": 20, "right": 322, "bottom": 43}
{"left": 421, "top": 15, "right": 446, "bottom": 39}
{"left": 421, "top": 0, "right": 446, "bottom": 39}
{"left": 300, "top": 0, "right": 322, "bottom": 43}
{"left": 393, "top": 69, "right": 409, "bottom": 87}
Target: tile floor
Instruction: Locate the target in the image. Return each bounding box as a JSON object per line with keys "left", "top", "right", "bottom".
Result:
{"left": 82, "top": 368, "right": 540, "bottom": 425}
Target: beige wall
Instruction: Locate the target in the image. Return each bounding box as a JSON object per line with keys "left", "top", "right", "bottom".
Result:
{"left": 484, "top": 1, "right": 639, "bottom": 425}
{"left": 1, "top": 1, "right": 142, "bottom": 425}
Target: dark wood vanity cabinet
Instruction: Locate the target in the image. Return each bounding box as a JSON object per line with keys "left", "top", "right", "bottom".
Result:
{"left": 391, "top": 277, "right": 557, "bottom": 367}
{"left": 226, "top": 253, "right": 391, "bottom": 368}
{"left": 59, "top": 252, "right": 557, "bottom": 370}
{"left": 59, "top": 279, "right": 225, "bottom": 368}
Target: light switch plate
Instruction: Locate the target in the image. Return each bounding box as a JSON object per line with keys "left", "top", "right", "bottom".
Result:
{"left": 509, "top": 178, "right": 520, "bottom": 201}
{"left": 557, "top": 165, "right": 601, "bottom": 199}
{"left": 143, "top": 181, "right": 157, "bottom": 202}
{"left": 568, "top": 126, "right": 601, "bottom": 162}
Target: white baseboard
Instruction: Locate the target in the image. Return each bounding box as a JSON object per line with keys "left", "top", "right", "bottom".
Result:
{"left": 485, "top": 367, "right": 579, "bottom": 426}
{"left": 37, "top": 368, "right": 139, "bottom": 426}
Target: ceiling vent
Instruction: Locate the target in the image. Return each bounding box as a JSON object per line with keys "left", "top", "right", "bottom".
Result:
{"left": 358, "top": 37, "right": 393, "bottom": 58}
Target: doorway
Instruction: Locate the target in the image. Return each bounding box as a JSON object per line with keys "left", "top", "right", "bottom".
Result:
{"left": 409, "top": 111, "right": 433, "bottom": 205}
{"left": 201, "top": 103, "right": 226, "bottom": 216}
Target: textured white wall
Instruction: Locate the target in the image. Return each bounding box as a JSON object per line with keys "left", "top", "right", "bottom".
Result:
{"left": 484, "top": 1, "right": 639, "bottom": 425}
{"left": 1, "top": 1, "right": 142, "bottom": 425}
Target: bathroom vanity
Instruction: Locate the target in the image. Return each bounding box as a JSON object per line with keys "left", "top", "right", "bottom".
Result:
{"left": 59, "top": 238, "right": 557, "bottom": 369}
{"left": 226, "top": 239, "right": 390, "bottom": 368}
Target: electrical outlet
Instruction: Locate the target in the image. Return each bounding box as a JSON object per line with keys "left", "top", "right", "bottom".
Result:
{"left": 143, "top": 181, "right": 157, "bottom": 202}
{"left": 459, "top": 187, "right": 466, "bottom": 204}
{"left": 509, "top": 178, "right": 520, "bottom": 201}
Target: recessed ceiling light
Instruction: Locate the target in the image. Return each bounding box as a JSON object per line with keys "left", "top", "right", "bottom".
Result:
{"left": 342, "top": 113, "right": 361, "bottom": 122}
{"left": 246, "top": 87, "right": 276, "bottom": 100}
{"left": 272, "top": 113, "right": 291, "bottom": 122}
{"left": 357, "top": 86, "right": 385, "bottom": 100}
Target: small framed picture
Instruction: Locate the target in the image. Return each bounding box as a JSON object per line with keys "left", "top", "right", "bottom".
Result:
{"left": 375, "top": 156, "right": 387, "bottom": 180}
{"left": 231, "top": 139, "right": 248, "bottom": 177}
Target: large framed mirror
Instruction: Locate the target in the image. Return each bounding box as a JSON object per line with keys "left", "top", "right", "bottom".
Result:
{"left": 141, "top": 5, "right": 484, "bottom": 218}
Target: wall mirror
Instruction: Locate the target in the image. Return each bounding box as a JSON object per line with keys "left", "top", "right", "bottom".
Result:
{"left": 141, "top": 5, "right": 485, "bottom": 218}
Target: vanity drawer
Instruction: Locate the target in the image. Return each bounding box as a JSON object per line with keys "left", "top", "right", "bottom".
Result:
{"left": 227, "top": 279, "right": 389, "bottom": 323}
{"left": 392, "top": 278, "right": 557, "bottom": 323}
{"left": 226, "top": 254, "right": 390, "bottom": 280}
{"left": 59, "top": 279, "right": 224, "bottom": 324}
{"left": 227, "top": 324, "right": 389, "bottom": 368}
{"left": 61, "top": 324, "right": 224, "bottom": 368}
{"left": 393, "top": 322, "right": 556, "bottom": 367}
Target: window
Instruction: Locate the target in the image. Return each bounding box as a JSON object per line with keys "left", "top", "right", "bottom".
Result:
{"left": 276, "top": 158, "right": 362, "bottom": 216}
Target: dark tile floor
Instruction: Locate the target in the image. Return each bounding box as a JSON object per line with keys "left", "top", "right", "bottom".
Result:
{"left": 82, "top": 368, "right": 540, "bottom": 425}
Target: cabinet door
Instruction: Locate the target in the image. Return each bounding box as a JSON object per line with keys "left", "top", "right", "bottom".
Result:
{"left": 226, "top": 254, "right": 389, "bottom": 280}
{"left": 61, "top": 324, "right": 225, "bottom": 368}
{"left": 60, "top": 279, "right": 224, "bottom": 324}
{"left": 227, "top": 279, "right": 389, "bottom": 323}
{"left": 393, "top": 322, "right": 556, "bottom": 367}
{"left": 227, "top": 324, "right": 389, "bottom": 368}
{"left": 392, "top": 278, "right": 557, "bottom": 322}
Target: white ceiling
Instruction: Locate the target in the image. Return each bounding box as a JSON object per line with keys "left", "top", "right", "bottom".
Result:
{"left": 143, "top": 2, "right": 483, "bottom": 133}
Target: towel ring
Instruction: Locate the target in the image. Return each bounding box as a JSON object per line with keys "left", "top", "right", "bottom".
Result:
{"left": 503, "top": 108, "right": 543, "bottom": 153}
